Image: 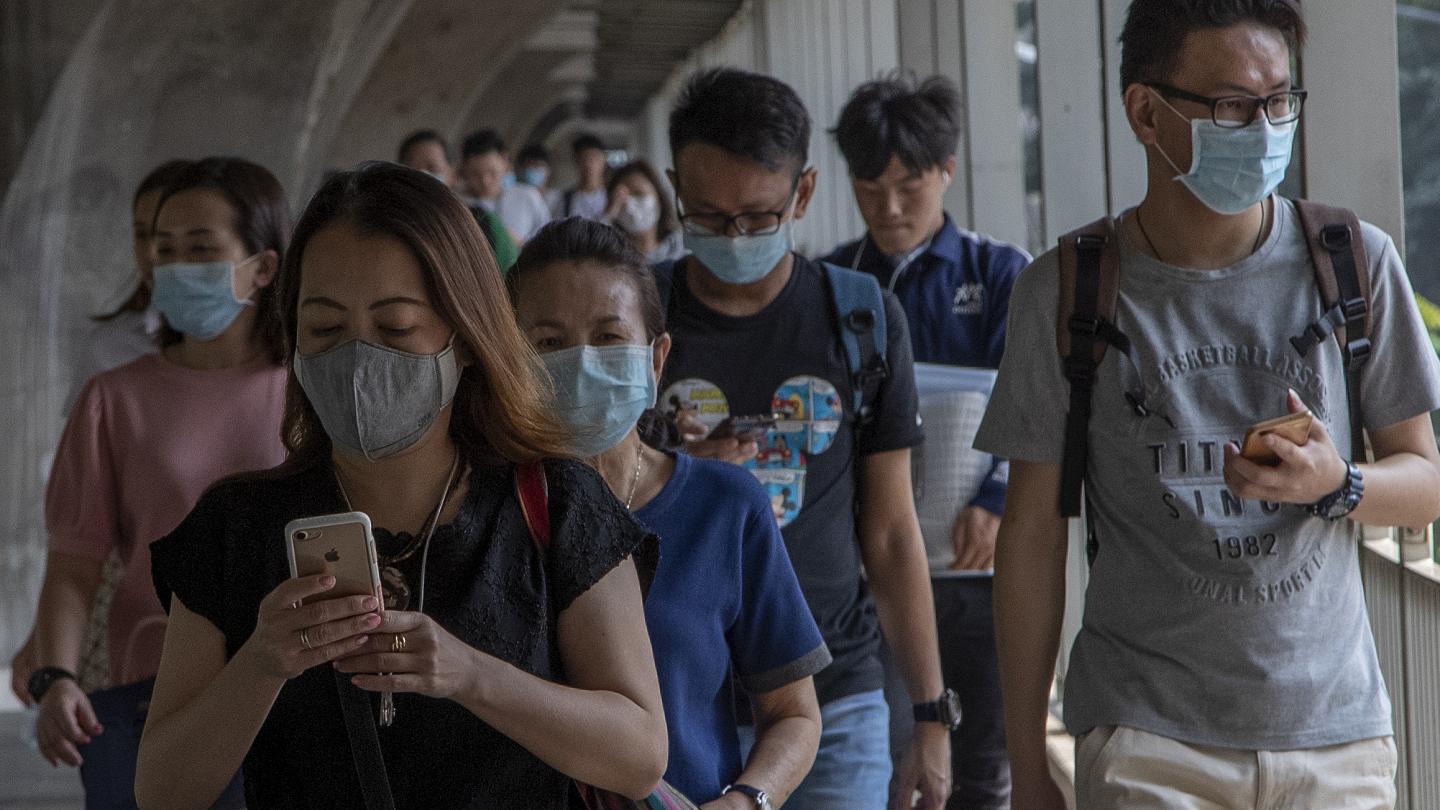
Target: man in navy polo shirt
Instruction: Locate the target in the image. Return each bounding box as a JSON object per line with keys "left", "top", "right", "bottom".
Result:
{"left": 825, "top": 72, "right": 1030, "bottom": 810}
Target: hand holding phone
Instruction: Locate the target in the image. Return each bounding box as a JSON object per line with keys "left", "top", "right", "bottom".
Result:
{"left": 707, "top": 414, "right": 779, "bottom": 442}
{"left": 1240, "top": 410, "right": 1314, "bottom": 465}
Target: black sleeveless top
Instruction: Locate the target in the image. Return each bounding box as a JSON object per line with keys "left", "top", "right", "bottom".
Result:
{"left": 150, "top": 456, "right": 655, "bottom": 809}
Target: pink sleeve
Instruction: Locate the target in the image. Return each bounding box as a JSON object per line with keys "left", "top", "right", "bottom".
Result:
{"left": 45, "top": 376, "right": 121, "bottom": 560}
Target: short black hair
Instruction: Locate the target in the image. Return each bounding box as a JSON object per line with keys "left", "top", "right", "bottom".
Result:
{"left": 571, "top": 133, "right": 605, "bottom": 155}
{"left": 668, "top": 67, "right": 810, "bottom": 173}
{"left": 398, "top": 129, "right": 448, "bottom": 163}
{"left": 1119, "top": 0, "right": 1306, "bottom": 94}
{"left": 832, "top": 71, "right": 961, "bottom": 181}
{"left": 461, "top": 129, "right": 506, "bottom": 160}
{"left": 517, "top": 144, "right": 550, "bottom": 165}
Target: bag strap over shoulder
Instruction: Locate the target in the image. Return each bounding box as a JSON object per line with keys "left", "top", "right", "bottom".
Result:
{"left": 1056, "top": 217, "right": 1121, "bottom": 519}
{"left": 334, "top": 670, "right": 397, "bottom": 810}
{"left": 822, "top": 261, "right": 890, "bottom": 426}
{"left": 515, "top": 461, "right": 552, "bottom": 551}
{"left": 1291, "top": 199, "right": 1371, "bottom": 462}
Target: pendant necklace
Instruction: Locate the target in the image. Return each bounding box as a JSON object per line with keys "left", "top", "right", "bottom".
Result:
{"left": 624, "top": 441, "right": 644, "bottom": 510}
{"left": 333, "top": 449, "right": 462, "bottom": 727}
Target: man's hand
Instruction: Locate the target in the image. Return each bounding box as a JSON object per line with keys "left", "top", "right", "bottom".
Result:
{"left": 678, "top": 409, "right": 759, "bottom": 466}
{"left": 950, "top": 506, "right": 1000, "bottom": 570}
{"left": 1010, "top": 768, "right": 1068, "bottom": 810}
{"left": 891, "top": 722, "right": 952, "bottom": 809}
{"left": 1224, "top": 390, "right": 1348, "bottom": 505}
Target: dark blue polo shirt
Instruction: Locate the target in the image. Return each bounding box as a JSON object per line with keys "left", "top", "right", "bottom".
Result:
{"left": 823, "top": 213, "right": 1029, "bottom": 514}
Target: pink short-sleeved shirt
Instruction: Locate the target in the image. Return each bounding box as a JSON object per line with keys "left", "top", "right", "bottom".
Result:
{"left": 45, "top": 352, "right": 288, "bottom": 685}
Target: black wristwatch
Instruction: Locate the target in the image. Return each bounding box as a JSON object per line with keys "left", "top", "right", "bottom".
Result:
{"left": 1308, "top": 460, "right": 1364, "bottom": 521}
{"left": 913, "top": 688, "right": 962, "bottom": 732}
{"left": 27, "top": 666, "right": 77, "bottom": 703}
{"left": 722, "top": 783, "right": 772, "bottom": 810}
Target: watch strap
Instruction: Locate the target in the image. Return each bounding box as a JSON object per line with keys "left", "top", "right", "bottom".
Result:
{"left": 27, "top": 666, "right": 77, "bottom": 703}
{"left": 722, "top": 783, "right": 769, "bottom": 809}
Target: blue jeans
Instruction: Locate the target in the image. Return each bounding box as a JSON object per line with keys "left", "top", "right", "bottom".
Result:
{"left": 78, "top": 678, "right": 246, "bottom": 810}
{"left": 739, "top": 688, "right": 891, "bottom": 810}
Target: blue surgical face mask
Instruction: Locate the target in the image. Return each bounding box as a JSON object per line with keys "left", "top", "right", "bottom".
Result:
{"left": 502, "top": 171, "right": 517, "bottom": 189}
{"left": 683, "top": 220, "right": 794, "bottom": 285}
{"left": 520, "top": 167, "right": 548, "bottom": 187}
{"left": 540, "top": 343, "right": 656, "bottom": 457}
{"left": 1152, "top": 89, "right": 1296, "bottom": 215}
{"left": 151, "top": 257, "right": 258, "bottom": 340}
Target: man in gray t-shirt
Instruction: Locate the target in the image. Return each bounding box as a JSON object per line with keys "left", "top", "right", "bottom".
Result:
{"left": 977, "top": 3, "right": 1440, "bottom": 809}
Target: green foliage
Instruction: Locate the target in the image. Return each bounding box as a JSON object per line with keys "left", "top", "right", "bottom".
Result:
{"left": 1399, "top": 5, "right": 1440, "bottom": 302}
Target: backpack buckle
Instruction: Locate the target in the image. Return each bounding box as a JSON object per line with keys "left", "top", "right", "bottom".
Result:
{"left": 1320, "top": 224, "right": 1353, "bottom": 251}
{"left": 1075, "top": 233, "right": 1107, "bottom": 252}
{"left": 1068, "top": 314, "right": 1101, "bottom": 336}
{"left": 1345, "top": 337, "right": 1372, "bottom": 364}
{"left": 1342, "top": 297, "right": 1368, "bottom": 320}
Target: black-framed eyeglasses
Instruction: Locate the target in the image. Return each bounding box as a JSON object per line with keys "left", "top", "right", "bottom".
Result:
{"left": 676, "top": 174, "right": 802, "bottom": 237}
{"left": 1148, "top": 83, "right": 1307, "bottom": 128}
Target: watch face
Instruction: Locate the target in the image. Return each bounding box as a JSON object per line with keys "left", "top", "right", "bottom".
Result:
{"left": 942, "top": 689, "right": 962, "bottom": 729}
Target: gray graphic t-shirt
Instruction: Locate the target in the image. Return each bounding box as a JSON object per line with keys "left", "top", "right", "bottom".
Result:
{"left": 975, "top": 198, "right": 1440, "bottom": 749}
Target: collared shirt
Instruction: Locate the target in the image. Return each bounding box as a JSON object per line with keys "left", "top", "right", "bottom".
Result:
{"left": 823, "top": 213, "right": 1030, "bottom": 516}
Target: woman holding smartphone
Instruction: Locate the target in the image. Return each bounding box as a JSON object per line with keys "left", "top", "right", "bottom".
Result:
{"left": 509, "top": 217, "right": 826, "bottom": 808}
{"left": 31, "top": 157, "right": 289, "bottom": 807}
{"left": 138, "top": 163, "right": 666, "bottom": 809}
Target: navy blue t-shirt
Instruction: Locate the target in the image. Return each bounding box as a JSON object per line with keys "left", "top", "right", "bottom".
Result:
{"left": 635, "top": 452, "right": 830, "bottom": 801}
{"left": 658, "top": 253, "right": 924, "bottom": 706}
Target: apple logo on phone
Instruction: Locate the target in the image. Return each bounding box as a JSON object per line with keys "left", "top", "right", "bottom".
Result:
{"left": 324, "top": 548, "right": 340, "bottom": 563}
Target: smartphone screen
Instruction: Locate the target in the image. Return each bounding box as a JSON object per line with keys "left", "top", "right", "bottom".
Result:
{"left": 285, "top": 512, "right": 381, "bottom": 606}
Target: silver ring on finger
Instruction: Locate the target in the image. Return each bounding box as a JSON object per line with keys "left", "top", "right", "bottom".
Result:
{"left": 300, "top": 628, "right": 314, "bottom": 651}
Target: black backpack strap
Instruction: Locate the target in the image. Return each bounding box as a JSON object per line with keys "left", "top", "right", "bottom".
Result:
{"left": 334, "top": 670, "right": 396, "bottom": 810}
{"left": 821, "top": 262, "right": 889, "bottom": 426}
{"left": 1056, "top": 218, "right": 1120, "bottom": 520}
{"left": 563, "top": 189, "right": 577, "bottom": 217}
{"left": 1292, "top": 199, "right": 1371, "bottom": 462}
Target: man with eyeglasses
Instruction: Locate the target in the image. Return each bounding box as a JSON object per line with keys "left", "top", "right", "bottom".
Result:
{"left": 654, "top": 67, "right": 952, "bottom": 810}
{"left": 975, "top": 2, "right": 1440, "bottom": 808}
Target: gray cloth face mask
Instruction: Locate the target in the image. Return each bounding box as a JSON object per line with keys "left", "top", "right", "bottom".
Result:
{"left": 294, "top": 338, "right": 462, "bottom": 460}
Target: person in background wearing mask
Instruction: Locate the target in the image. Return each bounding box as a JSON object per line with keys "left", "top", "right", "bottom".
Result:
{"left": 559, "top": 133, "right": 610, "bottom": 220}
{"left": 511, "top": 216, "right": 825, "bottom": 807}
{"left": 603, "top": 160, "right": 685, "bottom": 264}
{"left": 517, "top": 143, "right": 563, "bottom": 217}
{"left": 9, "top": 160, "right": 195, "bottom": 709}
{"left": 977, "top": 2, "right": 1440, "bottom": 808}
{"left": 458, "top": 129, "right": 553, "bottom": 244}
{"left": 137, "top": 163, "right": 665, "bottom": 809}
{"left": 28, "top": 157, "right": 291, "bottom": 808}
{"left": 825, "top": 73, "right": 1029, "bottom": 810}
{"left": 397, "top": 129, "right": 517, "bottom": 271}
{"left": 657, "top": 67, "right": 951, "bottom": 810}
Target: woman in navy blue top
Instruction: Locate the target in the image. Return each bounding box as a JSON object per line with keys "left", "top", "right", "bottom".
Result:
{"left": 510, "top": 217, "right": 828, "bottom": 806}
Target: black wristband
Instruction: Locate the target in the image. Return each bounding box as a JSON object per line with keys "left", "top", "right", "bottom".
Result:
{"left": 27, "top": 666, "right": 77, "bottom": 703}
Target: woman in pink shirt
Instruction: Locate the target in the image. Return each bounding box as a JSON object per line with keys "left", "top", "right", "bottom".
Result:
{"left": 28, "top": 157, "right": 290, "bottom": 807}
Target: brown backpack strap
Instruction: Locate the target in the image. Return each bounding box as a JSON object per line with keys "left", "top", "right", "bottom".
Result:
{"left": 1057, "top": 217, "right": 1121, "bottom": 519}
{"left": 1292, "top": 199, "right": 1371, "bottom": 462}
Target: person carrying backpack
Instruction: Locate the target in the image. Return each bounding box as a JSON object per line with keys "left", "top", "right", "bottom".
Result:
{"left": 654, "top": 67, "right": 951, "bottom": 810}
{"left": 975, "top": 2, "right": 1440, "bottom": 808}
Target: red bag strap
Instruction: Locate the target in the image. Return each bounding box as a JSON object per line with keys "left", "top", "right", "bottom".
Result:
{"left": 515, "top": 461, "right": 551, "bottom": 551}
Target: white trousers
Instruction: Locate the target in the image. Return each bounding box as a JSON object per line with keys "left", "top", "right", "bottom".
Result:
{"left": 1074, "top": 725, "right": 1397, "bottom": 810}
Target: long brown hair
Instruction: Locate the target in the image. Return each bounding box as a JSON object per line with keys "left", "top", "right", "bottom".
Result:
{"left": 151, "top": 157, "right": 291, "bottom": 363}
{"left": 276, "top": 161, "right": 570, "bottom": 467}
{"left": 94, "top": 159, "right": 193, "bottom": 321}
